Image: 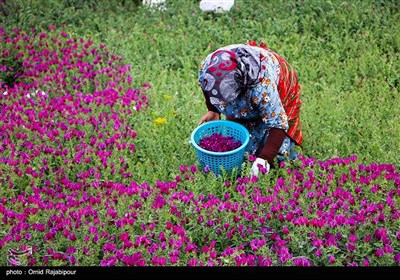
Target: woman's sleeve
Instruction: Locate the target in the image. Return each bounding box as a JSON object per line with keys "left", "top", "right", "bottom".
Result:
{"left": 257, "top": 128, "right": 286, "bottom": 165}
{"left": 253, "top": 82, "right": 289, "bottom": 131}
{"left": 203, "top": 91, "right": 220, "bottom": 113}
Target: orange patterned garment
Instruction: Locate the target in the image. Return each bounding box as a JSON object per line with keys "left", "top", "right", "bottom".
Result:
{"left": 247, "top": 40, "right": 303, "bottom": 146}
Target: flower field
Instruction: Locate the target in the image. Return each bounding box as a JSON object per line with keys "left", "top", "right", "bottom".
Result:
{"left": 0, "top": 0, "right": 399, "bottom": 267}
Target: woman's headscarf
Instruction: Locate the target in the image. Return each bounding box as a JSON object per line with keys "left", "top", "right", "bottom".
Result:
{"left": 201, "top": 45, "right": 261, "bottom": 104}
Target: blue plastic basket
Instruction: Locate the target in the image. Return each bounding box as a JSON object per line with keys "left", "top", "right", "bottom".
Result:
{"left": 191, "top": 120, "right": 250, "bottom": 176}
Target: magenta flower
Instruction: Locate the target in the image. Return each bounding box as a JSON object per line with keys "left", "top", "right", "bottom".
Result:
{"left": 375, "top": 248, "right": 384, "bottom": 257}
{"left": 103, "top": 243, "right": 116, "bottom": 253}
{"left": 152, "top": 194, "right": 167, "bottom": 209}
{"left": 293, "top": 257, "right": 312, "bottom": 266}
{"left": 190, "top": 165, "right": 198, "bottom": 173}
{"left": 346, "top": 243, "right": 356, "bottom": 252}
{"left": 120, "top": 232, "right": 130, "bottom": 242}
{"left": 170, "top": 255, "right": 179, "bottom": 264}
{"left": 199, "top": 133, "right": 242, "bottom": 152}
{"left": 248, "top": 154, "right": 257, "bottom": 162}
{"left": 179, "top": 165, "right": 188, "bottom": 173}
{"left": 151, "top": 256, "right": 166, "bottom": 266}
{"left": 100, "top": 256, "right": 117, "bottom": 266}
{"left": 188, "top": 258, "right": 198, "bottom": 266}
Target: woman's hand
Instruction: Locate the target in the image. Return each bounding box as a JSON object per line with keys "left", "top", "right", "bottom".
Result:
{"left": 250, "top": 157, "right": 270, "bottom": 177}
{"left": 198, "top": 111, "right": 221, "bottom": 125}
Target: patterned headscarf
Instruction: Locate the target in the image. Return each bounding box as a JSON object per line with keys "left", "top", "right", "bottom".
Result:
{"left": 201, "top": 45, "right": 261, "bottom": 104}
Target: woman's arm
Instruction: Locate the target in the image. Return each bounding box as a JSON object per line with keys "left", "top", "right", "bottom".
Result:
{"left": 257, "top": 128, "right": 286, "bottom": 165}
{"left": 203, "top": 91, "right": 220, "bottom": 113}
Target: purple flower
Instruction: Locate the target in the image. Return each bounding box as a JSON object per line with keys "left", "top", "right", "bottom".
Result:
{"left": 151, "top": 256, "right": 166, "bottom": 266}
{"left": 188, "top": 258, "right": 198, "bottom": 266}
{"left": 199, "top": 133, "right": 242, "bottom": 152}
{"left": 346, "top": 243, "right": 356, "bottom": 252}
{"left": 293, "top": 257, "right": 312, "bottom": 266}
{"left": 170, "top": 256, "right": 179, "bottom": 264}
{"left": 394, "top": 254, "right": 400, "bottom": 263}
{"left": 152, "top": 194, "right": 167, "bottom": 209}
{"left": 190, "top": 165, "right": 198, "bottom": 173}
{"left": 375, "top": 248, "right": 384, "bottom": 257}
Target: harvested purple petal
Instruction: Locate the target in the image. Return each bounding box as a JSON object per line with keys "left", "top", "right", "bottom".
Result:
{"left": 199, "top": 133, "right": 242, "bottom": 152}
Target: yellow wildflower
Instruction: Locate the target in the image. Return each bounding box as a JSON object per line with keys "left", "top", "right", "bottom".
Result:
{"left": 154, "top": 117, "right": 167, "bottom": 125}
